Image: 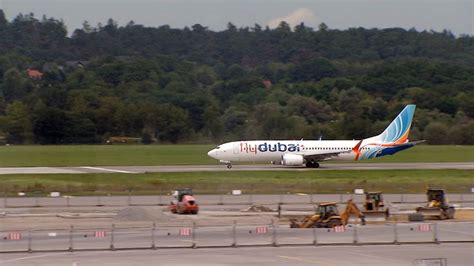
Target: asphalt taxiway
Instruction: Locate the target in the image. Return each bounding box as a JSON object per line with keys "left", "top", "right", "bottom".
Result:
{"left": 0, "top": 162, "right": 472, "bottom": 174}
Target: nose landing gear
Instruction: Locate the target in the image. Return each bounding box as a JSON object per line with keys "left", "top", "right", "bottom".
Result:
{"left": 219, "top": 160, "right": 232, "bottom": 169}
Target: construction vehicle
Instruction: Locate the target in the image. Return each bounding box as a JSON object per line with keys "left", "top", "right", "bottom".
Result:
{"left": 290, "top": 200, "right": 366, "bottom": 228}
{"left": 169, "top": 188, "right": 199, "bottom": 214}
{"left": 362, "top": 191, "right": 390, "bottom": 221}
{"left": 410, "top": 189, "right": 455, "bottom": 221}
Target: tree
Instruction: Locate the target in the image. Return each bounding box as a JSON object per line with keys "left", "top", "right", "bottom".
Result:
{"left": 423, "top": 122, "right": 448, "bottom": 144}
{"left": 276, "top": 21, "right": 291, "bottom": 33}
{"left": 1, "top": 101, "right": 32, "bottom": 143}
{"left": 292, "top": 58, "right": 337, "bottom": 81}
{"left": 294, "top": 22, "right": 312, "bottom": 33}
{"left": 449, "top": 121, "right": 474, "bottom": 144}
{"left": 154, "top": 104, "right": 191, "bottom": 143}
{"left": 1, "top": 68, "right": 29, "bottom": 101}
{"left": 318, "top": 22, "right": 328, "bottom": 31}
{"left": 226, "top": 22, "right": 237, "bottom": 33}
{"left": 0, "top": 9, "right": 7, "bottom": 27}
{"left": 64, "top": 113, "right": 97, "bottom": 143}
{"left": 0, "top": 14, "right": 472, "bottom": 144}
{"left": 33, "top": 107, "right": 68, "bottom": 144}
{"left": 82, "top": 20, "right": 94, "bottom": 33}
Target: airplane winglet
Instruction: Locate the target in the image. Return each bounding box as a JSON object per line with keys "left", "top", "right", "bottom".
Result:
{"left": 352, "top": 140, "right": 363, "bottom": 153}
{"left": 352, "top": 140, "right": 363, "bottom": 161}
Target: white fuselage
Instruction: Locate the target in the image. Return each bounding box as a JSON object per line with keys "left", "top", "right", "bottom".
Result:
{"left": 208, "top": 140, "right": 365, "bottom": 163}
{"left": 208, "top": 105, "right": 419, "bottom": 167}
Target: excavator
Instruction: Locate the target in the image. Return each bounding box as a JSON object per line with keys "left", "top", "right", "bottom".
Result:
{"left": 290, "top": 200, "right": 366, "bottom": 228}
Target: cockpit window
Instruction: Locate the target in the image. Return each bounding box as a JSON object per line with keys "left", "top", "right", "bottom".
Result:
{"left": 215, "top": 146, "right": 221, "bottom": 149}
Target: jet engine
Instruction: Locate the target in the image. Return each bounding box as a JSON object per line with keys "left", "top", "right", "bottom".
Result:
{"left": 281, "top": 154, "right": 304, "bottom": 166}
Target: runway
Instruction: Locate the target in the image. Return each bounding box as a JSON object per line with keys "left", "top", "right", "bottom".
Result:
{"left": 0, "top": 162, "right": 472, "bottom": 174}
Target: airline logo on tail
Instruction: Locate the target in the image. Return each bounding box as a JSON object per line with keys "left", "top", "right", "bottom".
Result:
{"left": 377, "top": 104, "right": 416, "bottom": 144}
{"left": 355, "top": 105, "right": 417, "bottom": 160}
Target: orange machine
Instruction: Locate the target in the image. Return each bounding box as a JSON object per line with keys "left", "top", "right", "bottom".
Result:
{"left": 169, "top": 188, "right": 199, "bottom": 214}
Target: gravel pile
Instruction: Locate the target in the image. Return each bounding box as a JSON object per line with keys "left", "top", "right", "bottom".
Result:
{"left": 242, "top": 205, "right": 275, "bottom": 212}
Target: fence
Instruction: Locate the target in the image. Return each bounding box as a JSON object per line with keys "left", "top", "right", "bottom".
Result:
{"left": 1, "top": 222, "right": 473, "bottom": 253}
{"left": 2, "top": 193, "right": 473, "bottom": 208}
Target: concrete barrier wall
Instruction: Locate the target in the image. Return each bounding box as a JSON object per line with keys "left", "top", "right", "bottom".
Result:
{"left": 1, "top": 222, "right": 472, "bottom": 253}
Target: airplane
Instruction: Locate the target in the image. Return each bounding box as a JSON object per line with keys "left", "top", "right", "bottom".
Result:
{"left": 207, "top": 104, "right": 424, "bottom": 169}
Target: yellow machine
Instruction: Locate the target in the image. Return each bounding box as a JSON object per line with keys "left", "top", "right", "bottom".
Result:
{"left": 362, "top": 191, "right": 390, "bottom": 221}
{"left": 411, "top": 189, "right": 455, "bottom": 221}
{"left": 290, "top": 200, "right": 366, "bottom": 228}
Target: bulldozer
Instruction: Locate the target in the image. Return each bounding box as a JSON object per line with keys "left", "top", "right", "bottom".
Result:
{"left": 410, "top": 189, "right": 455, "bottom": 221}
{"left": 362, "top": 191, "right": 390, "bottom": 221}
{"left": 169, "top": 188, "right": 199, "bottom": 214}
{"left": 290, "top": 200, "right": 366, "bottom": 228}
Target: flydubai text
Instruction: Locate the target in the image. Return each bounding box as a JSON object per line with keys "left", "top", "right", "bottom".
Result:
{"left": 240, "top": 142, "right": 303, "bottom": 154}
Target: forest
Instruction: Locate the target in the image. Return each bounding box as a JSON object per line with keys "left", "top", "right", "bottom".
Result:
{"left": 0, "top": 10, "right": 473, "bottom": 145}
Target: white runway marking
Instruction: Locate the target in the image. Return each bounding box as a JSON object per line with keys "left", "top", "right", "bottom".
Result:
{"left": 0, "top": 167, "right": 84, "bottom": 174}
{"left": 79, "top": 166, "right": 137, "bottom": 174}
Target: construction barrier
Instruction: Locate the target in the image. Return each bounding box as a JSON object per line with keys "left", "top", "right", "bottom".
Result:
{"left": 7, "top": 232, "right": 21, "bottom": 240}
{"left": 256, "top": 226, "right": 268, "bottom": 234}
{"left": 1, "top": 222, "right": 473, "bottom": 253}
{"left": 418, "top": 224, "right": 431, "bottom": 232}
{"left": 94, "top": 231, "right": 106, "bottom": 238}
{"left": 179, "top": 228, "right": 191, "bottom": 236}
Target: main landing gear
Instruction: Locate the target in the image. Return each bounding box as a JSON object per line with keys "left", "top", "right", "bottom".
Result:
{"left": 226, "top": 163, "right": 232, "bottom": 169}
{"left": 305, "top": 160, "right": 320, "bottom": 168}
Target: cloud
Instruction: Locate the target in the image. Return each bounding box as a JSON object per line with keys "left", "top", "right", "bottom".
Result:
{"left": 267, "top": 8, "right": 320, "bottom": 29}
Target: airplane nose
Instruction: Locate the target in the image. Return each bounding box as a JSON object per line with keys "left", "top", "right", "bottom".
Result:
{"left": 207, "top": 149, "right": 217, "bottom": 159}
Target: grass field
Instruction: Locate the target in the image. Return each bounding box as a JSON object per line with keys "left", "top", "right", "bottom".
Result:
{"left": 0, "top": 144, "right": 472, "bottom": 167}
{"left": 0, "top": 170, "right": 472, "bottom": 195}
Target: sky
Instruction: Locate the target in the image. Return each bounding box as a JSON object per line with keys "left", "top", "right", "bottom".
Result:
{"left": 0, "top": 0, "right": 472, "bottom": 35}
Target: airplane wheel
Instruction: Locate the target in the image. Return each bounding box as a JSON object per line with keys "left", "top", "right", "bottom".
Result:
{"left": 226, "top": 164, "right": 232, "bottom": 169}
{"left": 314, "top": 162, "right": 320, "bottom": 168}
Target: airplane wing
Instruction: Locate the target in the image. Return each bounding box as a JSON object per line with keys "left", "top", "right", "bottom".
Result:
{"left": 303, "top": 140, "right": 363, "bottom": 161}
{"left": 303, "top": 151, "right": 352, "bottom": 161}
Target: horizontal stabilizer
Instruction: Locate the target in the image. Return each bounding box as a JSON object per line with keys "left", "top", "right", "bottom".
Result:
{"left": 389, "top": 140, "right": 426, "bottom": 147}
{"left": 377, "top": 140, "right": 425, "bottom": 157}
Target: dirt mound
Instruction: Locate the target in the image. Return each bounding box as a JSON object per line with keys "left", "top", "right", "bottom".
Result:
{"left": 242, "top": 205, "right": 275, "bottom": 212}
{"left": 114, "top": 207, "right": 157, "bottom": 221}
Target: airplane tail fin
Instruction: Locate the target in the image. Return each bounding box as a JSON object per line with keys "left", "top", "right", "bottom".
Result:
{"left": 368, "top": 104, "right": 416, "bottom": 144}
